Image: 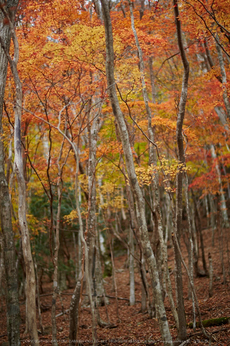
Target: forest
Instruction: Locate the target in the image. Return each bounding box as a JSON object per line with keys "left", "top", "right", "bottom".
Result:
{"left": 0, "top": 0, "right": 230, "bottom": 345}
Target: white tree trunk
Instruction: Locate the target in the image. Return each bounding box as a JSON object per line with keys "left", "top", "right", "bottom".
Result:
{"left": 0, "top": 6, "right": 38, "bottom": 344}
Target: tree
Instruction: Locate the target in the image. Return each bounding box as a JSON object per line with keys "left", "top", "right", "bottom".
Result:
{"left": 0, "top": 2, "right": 39, "bottom": 344}
{"left": 0, "top": 1, "right": 21, "bottom": 345}
{"left": 100, "top": 0, "right": 173, "bottom": 344}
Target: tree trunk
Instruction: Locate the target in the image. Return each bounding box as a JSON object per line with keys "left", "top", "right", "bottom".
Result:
{"left": 0, "top": 5, "right": 39, "bottom": 344}
{"left": 0, "top": 2, "right": 21, "bottom": 345}
{"left": 100, "top": 1, "right": 172, "bottom": 343}
{"left": 129, "top": 227, "right": 135, "bottom": 306}
{"left": 69, "top": 277, "right": 82, "bottom": 346}
{"left": 129, "top": 0, "right": 167, "bottom": 300}
{"left": 215, "top": 35, "right": 230, "bottom": 118}
{"left": 51, "top": 136, "right": 67, "bottom": 345}
{"left": 172, "top": 0, "right": 190, "bottom": 340}
{"left": 75, "top": 144, "right": 97, "bottom": 344}
{"left": 208, "top": 253, "right": 213, "bottom": 297}
{"left": 208, "top": 194, "right": 216, "bottom": 246}
{"left": 210, "top": 145, "right": 229, "bottom": 228}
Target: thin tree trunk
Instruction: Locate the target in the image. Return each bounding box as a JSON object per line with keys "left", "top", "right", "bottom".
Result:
{"left": 140, "top": 255, "right": 148, "bottom": 313}
{"left": 0, "top": 3, "right": 38, "bottom": 344}
{"left": 208, "top": 194, "right": 216, "bottom": 246}
{"left": 173, "top": 233, "right": 209, "bottom": 339}
{"left": 215, "top": 35, "right": 230, "bottom": 118}
{"left": 208, "top": 253, "right": 213, "bottom": 297}
{"left": 100, "top": 1, "right": 172, "bottom": 343}
{"left": 191, "top": 202, "right": 199, "bottom": 277}
{"left": 219, "top": 217, "right": 226, "bottom": 284}
{"left": 166, "top": 266, "right": 179, "bottom": 329}
{"left": 110, "top": 238, "right": 120, "bottom": 323}
{"left": 69, "top": 175, "right": 84, "bottom": 346}
{"left": 210, "top": 145, "right": 229, "bottom": 228}
{"left": 75, "top": 145, "right": 97, "bottom": 345}
{"left": 51, "top": 136, "right": 67, "bottom": 345}
{"left": 34, "top": 254, "right": 43, "bottom": 334}
{"left": 148, "top": 57, "right": 156, "bottom": 103}
{"left": 129, "top": 1, "right": 167, "bottom": 300}
{"left": 172, "top": 0, "right": 190, "bottom": 340}
{"left": 69, "top": 277, "right": 82, "bottom": 346}
{"left": 125, "top": 178, "right": 150, "bottom": 315}
{"left": 95, "top": 226, "right": 108, "bottom": 306}
{"left": 193, "top": 197, "right": 208, "bottom": 275}
{"left": 129, "top": 227, "right": 135, "bottom": 306}
{"left": 184, "top": 175, "right": 196, "bottom": 329}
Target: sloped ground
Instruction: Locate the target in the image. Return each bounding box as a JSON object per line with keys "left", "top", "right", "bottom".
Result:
{"left": 0, "top": 227, "right": 230, "bottom": 345}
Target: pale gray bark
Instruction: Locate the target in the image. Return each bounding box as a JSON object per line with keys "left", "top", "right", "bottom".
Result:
{"left": 93, "top": 0, "right": 103, "bottom": 21}
{"left": 184, "top": 175, "right": 196, "bottom": 330}
{"left": 86, "top": 93, "right": 106, "bottom": 307}
{"left": 0, "top": 6, "right": 39, "bottom": 344}
{"left": 52, "top": 133, "right": 67, "bottom": 346}
{"left": 95, "top": 230, "right": 108, "bottom": 306}
{"left": 129, "top": 227, "right": 135, "bottom": 306}
{"left": 0, "top": 2, "right": 21, "bottom": 345}
{"left": 100, "top": 1, "right": 172, "bottom": 343}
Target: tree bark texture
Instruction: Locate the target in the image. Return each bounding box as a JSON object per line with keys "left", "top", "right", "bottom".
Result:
{"left": 0, "top": 2, "right": 21, "bottom": 345}
{"left": 100, "top": 1, "right": 172, "bottom": 343}
{"left": 173, "top": 0, "right": 190, "bottom": 340}
{"left": 51, "top": 137, "right": 66, "bottom": 346}
{"left": 129, "top": 227, "right": 135, "bottom": 306}
{"left": 0, "top": 4, "right": 39, "bottom": 344}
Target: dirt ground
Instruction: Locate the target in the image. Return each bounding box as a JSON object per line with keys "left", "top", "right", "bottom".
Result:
{"left": 0, "top": 227, "right": 230, "bottom": 346}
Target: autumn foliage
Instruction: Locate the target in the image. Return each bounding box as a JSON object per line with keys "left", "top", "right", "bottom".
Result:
{"left": 1, "top": 0, "right": 230, "bottom": 344}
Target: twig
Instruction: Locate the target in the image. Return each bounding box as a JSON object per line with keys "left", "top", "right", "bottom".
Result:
{"left": 188, "top": 326, "right": 229, "bottom": 337}
{"left": 56, "top": 309, "right": 69, "bottom": 318}
{"left": 39, "top": 292, "right": 141, "bottom": 303}
{"left": 179, "top": 339, "right": 190, "bottom": 346}
{"left": 0, "top": 334, "right": 8, "bottom": 338}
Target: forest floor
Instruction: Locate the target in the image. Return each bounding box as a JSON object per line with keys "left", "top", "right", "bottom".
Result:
{"left": 0, "top": 226, "right": 230, "bottom": 346}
